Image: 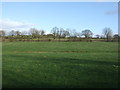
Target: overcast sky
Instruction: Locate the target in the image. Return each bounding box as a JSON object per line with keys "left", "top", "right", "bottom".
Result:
{"left": 0, "top": 1, "right": 118, "bottom": 35}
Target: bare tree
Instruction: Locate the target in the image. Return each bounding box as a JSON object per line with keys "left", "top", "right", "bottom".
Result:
{"left": 65, "top": 28, "right": 71, "bottom": 37}
{"left": 15, "top": 30, "right": 21, "bottom": 36}
{"left": 21, "top": 31, "right": 28, "bottom": 35}
{"left": 96, "top": 34, "right": 100, "bottom": 39}
{"left": 40, "top": 30, "right": 45, "bottom": 35}
{"left": 29, "top": 28, "right": 40, "bottom": 40}
{"left": 20, "top": 31, "right": 28, "bottom": 41}
{"left": 0, "top": 30, "right": 6, "bottom": 36}
{"left": 51, "top": 27, "right": 59, "bottom": 39}
{"left": 9, "top": 30, "right": 16, "bottom": 36}
{"left": 72, "top": 29, "right": 78, "bottom": 38}
{"left": 0, "top": 30, "right": 6, "bottom": 42}
{"left": 81, "top": 29, "right": 93, "bottom": 38}
{"left": 77, "top": 32, "right": 81, "bottom": 38}
{"left": 62, "top": 30, "right": 70, "bottom": 38}
{"left": 69, "top": 29, "right": 77, "bottom": 38}
{"left": 103, "top": 27, "right": 113, "bottom": 41}
{"left": 58, "top": 28, "right": 64, "bottom": 40}
{"left": 29, "top": 28, "right": 40, "bottom": 36}
{"left": 37, "top": 30, "right": 45, "bottom": 41}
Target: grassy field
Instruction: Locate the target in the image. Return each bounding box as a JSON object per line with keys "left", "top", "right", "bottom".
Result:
{"left": 2, "top": 42, "right": 118, "bottom": 88}
{"left": 0, "top": 42, "right": 2, "bottom": 89}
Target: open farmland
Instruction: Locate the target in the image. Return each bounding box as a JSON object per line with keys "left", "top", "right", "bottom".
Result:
{"left": 2, "top": 42, "right": 118, "bottom": 88}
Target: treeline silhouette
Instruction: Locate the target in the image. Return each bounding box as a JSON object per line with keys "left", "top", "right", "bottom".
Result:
{"left": 0, "top": 27, "right": 119, "bottom": 42}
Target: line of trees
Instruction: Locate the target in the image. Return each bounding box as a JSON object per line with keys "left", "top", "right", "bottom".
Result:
{"left": 0, "top": 27, "right": 119, "bottom": 42}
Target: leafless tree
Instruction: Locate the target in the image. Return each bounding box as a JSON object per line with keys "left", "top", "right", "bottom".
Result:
{"left": 57, "top": 28, "right": 64, "bottom": 40}
{"left": 0, "top": 30, "right": 6, "bottom": 41}
{"left": 40, "top": 30, "right": 45, "bottom": 35}
{"left": 21, "top": 31, "right": 28, "bottom": 35}
{"left": 51, "top": 27, "right": 59, "bottom": 39}
{"left": 103, "top": 27, "right": 113, "bottom": 41}
{"left": 29, "top": 28, "right": 40, "bottom": 36}
{"left": 77, "top": 32, "right": 81, "bottom": 38}
{"left": 9, "top": 30, "right": 16, "bottom": 36}
{"left": 15, "top": 30, "right": 21, "bottom": 36}
{"left": 68, "top": 29, "right": 75, "bottom": 38}
{"left": 0, "top": 30, "right": 6, "bottom": 36}
{"left": 62, "top": 30, "right": 70, "bottom": 38}
{"left": 96, "top": 34, "right": 100, "bottom": 39}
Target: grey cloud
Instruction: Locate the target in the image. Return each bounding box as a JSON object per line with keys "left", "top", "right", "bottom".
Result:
{"left": 105, "top": 10, "right": 118, "bottom": 15}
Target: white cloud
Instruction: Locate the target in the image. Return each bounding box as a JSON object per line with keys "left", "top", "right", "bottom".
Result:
{"left": 0, "top": 19, "right": 35, "bottom": 31}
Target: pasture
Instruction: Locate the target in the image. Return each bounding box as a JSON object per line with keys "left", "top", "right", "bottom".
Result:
{"left": 2, "top": 42, "right": 118, "bottom": 88}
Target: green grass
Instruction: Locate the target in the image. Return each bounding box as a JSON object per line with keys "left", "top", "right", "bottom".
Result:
{"left": 0, "top": 42, "right": 2, "bottom": 89}
{"left": 2, "top": 42, "right": 119, "bottom": 88}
